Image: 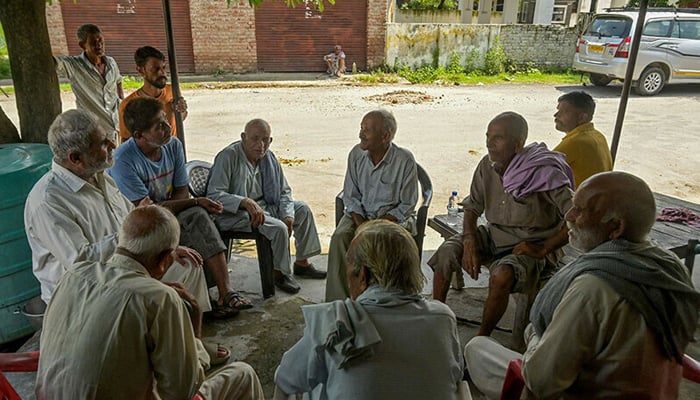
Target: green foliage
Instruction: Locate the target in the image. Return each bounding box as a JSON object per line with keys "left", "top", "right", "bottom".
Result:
{"left": 625, "top": 0, "right": 671, "bottom": 6}
{"left": 0, "top": 24, "right": 9, "bottom": 79}
{"left": 484, "top": 39, "right": 508, "bottom": 75}
{"left": 398, "top": 0, "right": 458, "bottom": 10}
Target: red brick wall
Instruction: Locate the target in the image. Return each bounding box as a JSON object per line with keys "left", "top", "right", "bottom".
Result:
{"left": 366, "top": 0, "right": 388, "bottom": 69}
{"left": 46, "top": 2, "right": 69, "bottom": 55}
{"left": 188, "top": 0, "right": 257, "bottom": 74}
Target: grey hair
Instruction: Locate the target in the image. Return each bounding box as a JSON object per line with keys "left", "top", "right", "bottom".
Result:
{"left": 368, "top": 109, "right": 397, "bottom": 141}
{"left": 48, "top": 109, "right": 99, "bottom": 163}
{"left": 347, "top": 220, "right": 425, "bottom": 295}
{"left": 118, "top": 205, "right": 180, "bottom": 258}
{"left": 244, "top": 118, "right": 271, "bottom": 135}
{"left": 491, "top": 111, "right": 528, "bottom": 145}
{"left": 77, "top": 24, "right": 101, "bottom": 43}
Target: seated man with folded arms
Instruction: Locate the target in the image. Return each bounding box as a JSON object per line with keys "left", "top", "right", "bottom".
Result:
{"left": 428, "top": 112, "right": 574, "bottom": 339}
{"left": 37, "top": 205, "right": 265, "bottom": 400}
{"left": 274, "top": 220, "right": 469, "bottom": 400}
{"left": 207, "top": 118, "right": 324, "bottom": 295}
{"left": 325, "top": 109, "right": 418, "bottom": 302}
{"left": 24, "top": 109, "right": 208, "bottom": 312}
{"left": 464, "top": 172, "right": 700, "bottom": 399}
{"left": 109, "top": 97, "right": 251, "bottom": 318}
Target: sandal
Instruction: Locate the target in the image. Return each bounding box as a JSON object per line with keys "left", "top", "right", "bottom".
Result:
{"left": 223, "top": 291, "right": 254, "bottom": 310}
{"left": 205, "top": 302, "right": 239, "bottom": 319}
{"left": 202, "top": 341, "right": 231, "bottom": 367}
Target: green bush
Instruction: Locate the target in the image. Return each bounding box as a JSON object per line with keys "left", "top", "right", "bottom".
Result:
{"left": 399, "top": 0, "right": 458, "bottom": 10}
{"left": 484, "top": 39, "right": 509, "bottom": 75}
{"left": 0, "top": 57, "right": 10, "bottom": 80}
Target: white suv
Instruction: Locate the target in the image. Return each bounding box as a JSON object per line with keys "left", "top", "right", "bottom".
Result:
{"left": 573, "top": 9, "right": 700, "bottom": 96}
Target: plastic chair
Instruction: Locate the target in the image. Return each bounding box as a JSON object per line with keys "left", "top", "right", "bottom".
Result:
{"left": 499, "top": 354, "right": 700, "bottom": 400}
{"left": 334, "top": 163, "right": 433, "bottom": 260}
{"left": 185, "top": 160, "right": 276, "bottom": 298}
{"left": 0, "top": 351, "right": 39, "bottom": 400}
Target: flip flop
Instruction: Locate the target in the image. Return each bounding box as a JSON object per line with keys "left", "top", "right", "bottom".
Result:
{"left": 205, "top": 302, "right": 239, "bottom": 319}
{"left": 202, "top": 341, "right": 231, "bottom": 367}
{"left": 223, "top": 291, "right": 254, "bottom": 310}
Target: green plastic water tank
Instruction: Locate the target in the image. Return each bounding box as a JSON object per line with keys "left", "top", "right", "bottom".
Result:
{"left": 0, "top": 143, "right": 52, "bottom": 343}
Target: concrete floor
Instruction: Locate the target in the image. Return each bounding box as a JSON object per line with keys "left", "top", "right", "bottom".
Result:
{"left": 7, "top": 246, "right": 700, "bottom": 399}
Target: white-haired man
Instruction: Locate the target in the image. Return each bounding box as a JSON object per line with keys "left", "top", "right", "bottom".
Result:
{"left": 24, "top": 109, "right": 209, "bottom": 312}
{"left": 464, "top": 172, "right": 700, "bottom": 399}
{"left": 325, "top": 109, "right": 419, "bottom": 302}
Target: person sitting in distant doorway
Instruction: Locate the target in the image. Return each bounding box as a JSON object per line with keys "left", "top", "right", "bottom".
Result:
{"left": 553, "top": 91, "right": 612, "bottom": 188}
{"left": 118, "top": 45, "right": 187, "bottom": 143}
{"left": 323, "top": 45, "right": 346, "bottom": 77}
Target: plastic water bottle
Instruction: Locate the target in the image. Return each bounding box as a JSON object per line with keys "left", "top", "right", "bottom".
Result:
{"left": 447, "top": 191, "right": 459, "bottom": 215}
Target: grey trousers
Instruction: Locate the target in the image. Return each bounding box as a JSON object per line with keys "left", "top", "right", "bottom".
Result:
{"left": 214, "top": 201, "right": 321, "bottom": 275}
{"left": 324, "top": 215, "right": 356, "bottom": 302}
{"left": 199, "top": 362, "right": 265, "bottom": 400}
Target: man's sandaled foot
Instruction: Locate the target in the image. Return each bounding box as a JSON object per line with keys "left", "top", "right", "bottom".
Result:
{"left": 205, "top": 302, "right": 239, "bottom": 319}
{"left": 202, "top": 341, "right": 231, "bottom": 367}
{"left": 223, "top": 291, "right": 253, "bottom": 310}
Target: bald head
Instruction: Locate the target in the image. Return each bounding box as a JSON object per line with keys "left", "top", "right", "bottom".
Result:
{"left": 118, "top": 205, "right": 180, "bottom": 259}
{"left": 365, "top": 109, "right": 397, "bottom": 141}
{"left": 568, "top": 172, "right": 656, "bottom": 250}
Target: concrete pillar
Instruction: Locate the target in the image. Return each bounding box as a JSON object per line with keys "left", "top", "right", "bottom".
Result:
{"left": 503, "top": 0, "right": 518, "bottom": 24}
{"left": 477, "top": 0, "right": 492, "bottom": 24}
{"left": 459, "top": 0, "right": 474, "bottom": 24}
{"left": 532, "top": 0, "right": 555, "bottom": 24}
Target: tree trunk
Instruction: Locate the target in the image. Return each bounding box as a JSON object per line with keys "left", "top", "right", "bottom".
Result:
{"left": 0, "top": 106, "right": 20, "bottom": 144}
{"left": 0, "top": 0, "right": 62, "bottom": 144}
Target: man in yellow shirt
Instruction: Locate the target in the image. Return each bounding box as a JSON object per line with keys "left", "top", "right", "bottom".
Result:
{"left": 553, "top": 91, "right": 612, "bottom": 188}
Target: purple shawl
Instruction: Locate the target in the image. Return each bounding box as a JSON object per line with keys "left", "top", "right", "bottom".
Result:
{"left": 502, "top": 142, "right": 574, "bottom": 199}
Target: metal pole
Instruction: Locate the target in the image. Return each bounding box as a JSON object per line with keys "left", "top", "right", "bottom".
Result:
{"left": 610, "top": 0, "right": 648, "bottom": 166}
{"left": 161, "top": 0, "right": 186, "bottom": 159}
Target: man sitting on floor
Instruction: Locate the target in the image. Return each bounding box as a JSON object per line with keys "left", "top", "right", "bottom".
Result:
{"left": 207, "top": 118, "right": 324, "bottom": 295}
{"left": 110, "top": 97, "right": 251, "bottom": 317}
{"left": 428, "top": 112, "right": 574, "bottom": 338}
{"left": 37, "top": 205, "right": 265, "bottom": 399}
{"left": 325, "top": 109, "right": 418, "bottom": 302}
{"left": 464, "top": 171, "right": 700, "bottom": 399}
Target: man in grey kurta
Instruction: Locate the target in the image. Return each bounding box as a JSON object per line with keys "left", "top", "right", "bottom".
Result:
{"left": 54, "top": 24, "right": 123, "bottom": 135}
{"left": 325, "top": 110, "right": 418, "bottom": 302}
{"left": 207, "top": 119, "right": 323, "bottom": 294}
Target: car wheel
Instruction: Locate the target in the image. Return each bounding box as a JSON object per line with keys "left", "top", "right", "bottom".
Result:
{"left": 634, "top": 67, "right": 666, "bottom": 96}
{"left": 589, "top": 73, "right": 612, "bottom": 87}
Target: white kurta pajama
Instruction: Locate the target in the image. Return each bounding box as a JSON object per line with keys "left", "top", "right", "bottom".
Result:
{"left": 24, "top": 162, "right": 210, "bottom": 310}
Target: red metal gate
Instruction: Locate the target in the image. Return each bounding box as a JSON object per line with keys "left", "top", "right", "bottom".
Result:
{"left": 60, "top": 0, "right": 195, "bottom": 74}
{"left": 254, "top": 1, "right": 368, "bottom": 72}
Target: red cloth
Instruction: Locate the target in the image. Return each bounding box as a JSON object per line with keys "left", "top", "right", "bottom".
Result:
{"left": 657, "top": 208, "right": 700, "bottom": 227}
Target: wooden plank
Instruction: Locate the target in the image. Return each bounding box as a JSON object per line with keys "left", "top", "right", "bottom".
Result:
{"left": 428, "top": 192, "right": 700, "bottom": 259}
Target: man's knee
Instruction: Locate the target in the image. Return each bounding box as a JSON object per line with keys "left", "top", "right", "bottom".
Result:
{"left": 489, "top": 264, "right": 515, "bottom": 293}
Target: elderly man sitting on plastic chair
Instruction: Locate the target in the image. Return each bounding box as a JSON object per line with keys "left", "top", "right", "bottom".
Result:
{"left": 464, "top": 172, "right": 700, "bottom": 399}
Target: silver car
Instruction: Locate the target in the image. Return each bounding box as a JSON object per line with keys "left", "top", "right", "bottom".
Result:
{"left": 573, "top": 9, "right": 700, "bottom": 96}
